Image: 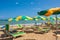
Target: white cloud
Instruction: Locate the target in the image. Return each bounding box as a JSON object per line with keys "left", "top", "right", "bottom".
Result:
{"left": 33, "top": 8, "right": 41, "bottom": 10}
{"left": 16, "top": 2, "right": 19, "bottom": 4}
{"left": 30, "top": 2, "right": 34, "bottom": 5}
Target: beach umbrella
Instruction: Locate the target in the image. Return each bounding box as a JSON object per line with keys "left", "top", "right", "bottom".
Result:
{"left": 25, "top": 16, "right": 33, "bottom": 20}
{"left": 38, "top": 7, "right": 60, "bottom": 16}
{"left": 48, "top": 17, "right": 56, "bottom": 24}
{"left": 8, "top": 18, "right": 17, "bottom": 26}
{"left": 8, "top": 17, "right": 16, "bottom": 22}
{"left": 15, "top": 16, "right": 27, "bottom": 22}
{"left": 8, "top": 16, "right": 33, "bottom": 24}
{"left": 38, "top": 7, "right": 60, "bottom": 23}
{"left": 43, "top": 17, "right": 55, "bottom": 24}
{"left": 48, "top": 17, "right": 56, "bottom": 21}
{"left": 16, "top": 16, "right": 33, "bottom": 21}
{"left": 15, "top": 16, "right": 22, "bottom": 21}
{"left": 8, "top": 18, "right": 13, "bottom": 22}
{"left": 33, "top": 17, "right": 39, "bottom": 25}
{"left": 15, "top": 16, "right": 33, "bottom": 24}
{"left": 34, "top": 16, "right": 46, "bottom": 21}
{"left": 38, "top": 7, "right": 60, "bottom": 40}
{"left": 8, "top": 18, "right": 16, "bottom": 24}
{"left": 33, "top": 16, "right": 47, "bottom": 25}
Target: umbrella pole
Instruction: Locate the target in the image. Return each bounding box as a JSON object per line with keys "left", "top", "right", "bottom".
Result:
{"left": 56, "top": 14, "right": 58, "bottom": 40}
{"left": 35, "top": 21, "right": 37, "bottom": 26}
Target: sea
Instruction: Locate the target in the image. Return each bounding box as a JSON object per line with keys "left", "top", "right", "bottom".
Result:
{"left": 0, "top": 20, "right": 59, "bottom": 27}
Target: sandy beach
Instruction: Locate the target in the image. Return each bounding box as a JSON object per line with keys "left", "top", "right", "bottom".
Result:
{"left": 0, "top": 24, "right": 60, "bottom": 40}
{"left": 13, "top": 30, "right": 56, "bottom": 40}
{"left": 0, "top": 0, "right": 60, "bottom": 40}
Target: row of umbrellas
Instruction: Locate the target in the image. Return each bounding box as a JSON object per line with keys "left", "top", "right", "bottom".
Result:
{"left": 37, "top": 7, "right": 60, "bottom": 40}
{"left": 8, "top": 16, "right": 60, "bottom": 22}
{"left": 8, "top": 7, "right": 60, "bottom": 40}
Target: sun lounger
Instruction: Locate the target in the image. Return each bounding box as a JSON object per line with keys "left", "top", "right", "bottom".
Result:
{"left": 57, "top": 26, "right": 60, "bottom": 29}
{"left": 16, "top": 24, "right": 23, "bottom": 29}
{"left": 35, "top": 27, "right": 50, "bottom": 33}
{"left": 9, "top": 31, "right": 26, "bottom": 38}
{"left": 4, "top": 24, "right": 26, "bottom": 38}
{"left": 34, "top": 28, "right": 45, "bottom": 34}
{"left": 42, "top": 28, "right": 50, "bottom": 33}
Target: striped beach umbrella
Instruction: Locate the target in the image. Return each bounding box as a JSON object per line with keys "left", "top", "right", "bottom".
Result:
{"left": 15, "top": 16, "right": 33, "bottom": 24}
{"left": 15, "top": 16, "right": 22, "bottom": 21}
{"left": 25, "top": 16, "right": 33, "bottom": 20}
{"left": 38, "top": 7, "right": 60, "bottom": 22}
{"left": 33, "top": 16, "right": 47, "bottom": 25}
{"left": 15, "top": 16, "right": 28, "bottom": 21}
{"left": 34, "top": 16, "right": 46, "bottom": 21}
{"left": 8, "top": 18, "right": 13, "bottom": 22}
{"left": 16, "top": 16, "right": 33, "bottom": 21}
{"left": 8, "top": 16, "right": 33, "bottom": 22}
{"left": 48, "top": 17, "right": 56, "bottom": 20}
{"left": 38, "top": 7, "right": 60, "bottom": 16}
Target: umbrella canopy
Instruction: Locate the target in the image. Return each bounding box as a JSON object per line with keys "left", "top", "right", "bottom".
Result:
{"left": 47, "top": 16, "right": 56, "bottom": 20}
{"left": 25, "top": 16, "right": 33, "bottom": 20}
{"left": 15, "top": 16, "right": 22, "bottom": 21}
{"left": 15, "top": 16, "right": 27, "bottom": 21}
{"left": 8, "top": 18, "right": 16, "bottom": 22}
{"left": 38, "top": 7, "right": 60, "bottom": 16}
{"left": 33, "top": 16, "right": 46, "bottom": 21}
{"left": 8, "top": 18, "right": 13, "bottom": 22}
{"left": 8, "top": 16, "right": 33, "bottom": 22}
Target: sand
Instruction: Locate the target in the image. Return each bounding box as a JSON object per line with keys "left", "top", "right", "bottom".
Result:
{"left": 0, "top": 29, "right": 60, "bottom": 40}
{"left": 13, "top": 30, "right": 56, "bottom": 40}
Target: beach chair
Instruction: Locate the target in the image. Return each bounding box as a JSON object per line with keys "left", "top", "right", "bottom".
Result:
{"left": 57, "top": 26, "right": 60, "bottom": 29}
{"left": 34, "top": 27, "right": 45, "bottom": 34}
{"left": 50, "top": 22, "right": 56, "bottom": 30}
{"left": 4, "top": 24, "right": 26, "bottom": 38}
{"left": 51, "top": 22, "right": 55, "bottom": 26}
{"left": 42, "top": 28, "right": 50, "bottom": 33}
{"left": 9, "top": 31, "right": 26, "bottom": 38}
{"left": 16, "top": 24, "right": 23, "bottom": 30}
{"left": 35, "top": 27, "right": 50, "bottom": 34}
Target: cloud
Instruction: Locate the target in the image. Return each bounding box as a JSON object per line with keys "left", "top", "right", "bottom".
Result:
{"left": 16, "top": 2, "right": 19, "bottom": 4}
{"left": 33, "top": 8, "right": 41, "bottom": 10}
{"left": 30, "top": 2, "right": 34, "bottom": 5}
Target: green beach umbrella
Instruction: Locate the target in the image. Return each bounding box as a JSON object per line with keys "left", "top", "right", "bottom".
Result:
{"left": 33, "top": 16, "right": 46, "bottom": 25}
{"left": 33, "top": 17, "right": 38, "bottom": 25}
{"left": 48, "top": 17, "right": 56, "bottom": 20}
{"left": 15, "top": 16, "right": 33, "bottom": 24}
{"left": 34, "top": 16, "right": 46, "bottom": 21}
{"left": 26, "top": 16, "right": 33, "bottom": 20}
{"left": 38, "top": 8, "right": 60, "bottom": 23}
{"left": 8, "top": 18, "right": 16, "bottom": 22}
{"left": 16, "top": 16, "right": 33, "bottom": 21}
{"left": 38, "top": 7, "right": 60, "bottom": 16}
{"left": 8, "top": 18, "right": 13, "bottom": 22}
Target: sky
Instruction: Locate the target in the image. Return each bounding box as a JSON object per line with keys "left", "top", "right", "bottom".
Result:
{"left": 0, "top": 0, "right": 60, "bottom": 19}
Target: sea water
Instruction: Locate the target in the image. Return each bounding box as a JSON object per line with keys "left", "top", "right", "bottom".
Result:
{"left": 0, "top": 20, "right": 59, "bottom": 27}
